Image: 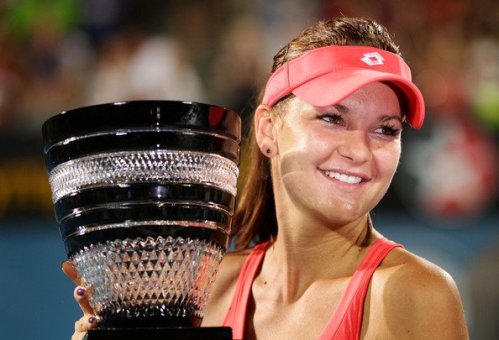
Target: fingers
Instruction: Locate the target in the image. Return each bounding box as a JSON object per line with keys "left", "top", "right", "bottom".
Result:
{"left": 73, "top": 287, "right": 99, "bottom": 339}
{"left": 75, "top": 314, "right": 99, "bottom": 332}
{"left": 62, "top": 260, "right": 81, "bottom": 286}
{"left": 72, "top": 314, "right": 99, "bottom": 340}
{"left": 65, "top": 261, "right": 100, "bottom": 340}
{"left": 73, "top": 286, "right": 95, "bottom": 315}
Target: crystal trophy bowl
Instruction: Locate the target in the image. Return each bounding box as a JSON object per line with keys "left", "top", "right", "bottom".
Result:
{"left": 42, "top": 101, "right": 240, "bottom": 331}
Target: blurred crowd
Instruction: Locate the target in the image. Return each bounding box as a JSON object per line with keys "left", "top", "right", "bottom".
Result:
{"left": 0, "top": 0, "right": 497, "bottom": 132}
{"left": 0, "top": 0, "right": 497, "bottom": 217}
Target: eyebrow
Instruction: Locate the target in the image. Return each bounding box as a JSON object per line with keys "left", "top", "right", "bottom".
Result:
{"left": 333, "top": 104, "right": 406, "bottom": 124}
{"left": 333, "top": 104, "right": 403, "bottom": 122}
{"left": 380, "top": 115, "right": 403, "bottom": 124}
{"left": 333, "top": 104, "right": 349, "bottom": 113}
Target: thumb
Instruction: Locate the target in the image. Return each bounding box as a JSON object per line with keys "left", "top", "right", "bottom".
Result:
{"left": 62, "top": 260, "right": 81, "bottom": 286}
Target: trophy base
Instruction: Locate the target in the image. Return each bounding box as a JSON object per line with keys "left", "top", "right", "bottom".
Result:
{"left": 84, "top": 327, "right": 232, "bottom": 339}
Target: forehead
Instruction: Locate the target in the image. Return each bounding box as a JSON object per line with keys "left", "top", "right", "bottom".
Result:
{"left": 283, "top": 82, "right": 404, "bottom": 117}
{"left": 336, "top": 81, "right": 405, "bottom": 107}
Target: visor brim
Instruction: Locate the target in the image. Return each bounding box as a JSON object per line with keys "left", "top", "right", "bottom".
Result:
{"left": 292, "top": 69, "right": 425, "bottom": 129}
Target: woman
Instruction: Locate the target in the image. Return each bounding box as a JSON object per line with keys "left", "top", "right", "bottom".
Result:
{"left": 65, "top": 17, "right": 469, "bottom": 339}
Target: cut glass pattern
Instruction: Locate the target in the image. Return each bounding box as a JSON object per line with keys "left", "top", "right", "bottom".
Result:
{"left": 73, "top": 236, "right": 224, "bottom": 320}
{"left": 49, "top": 150, "right": 238, "bottom": 202}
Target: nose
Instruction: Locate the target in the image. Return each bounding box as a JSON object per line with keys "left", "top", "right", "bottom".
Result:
{"left": 337, "top": 130, "right": 372, "bottom": 163}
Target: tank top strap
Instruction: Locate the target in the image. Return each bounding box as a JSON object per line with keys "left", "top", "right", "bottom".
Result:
{"left": 222, "top": 241, "right": 269, "bottom": 339}
{"left": 319, "top": 238, "right": 402, "bottom": 340}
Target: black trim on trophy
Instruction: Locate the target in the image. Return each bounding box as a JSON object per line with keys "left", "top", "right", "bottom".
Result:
{"left": 85, "top": 327, "right": 233, "bottom": 340}
{"left": 59, "top": 204, "right": 231, "bottom": 240}
{"left": 44, "top": 130, "right": 240, "bottom": 170}
{"left": 42, "top": 101, "right": 241, "bottom": 151}
{"left": 54, "top": 183, "right": 236, "bottom": 223}
{"left": 65, "top": 224, "right": 228, "bottom": 256}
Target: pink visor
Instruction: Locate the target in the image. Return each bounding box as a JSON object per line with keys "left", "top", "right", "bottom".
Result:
{"left": 262, "top": 46, "right": 425, "bottom": 129}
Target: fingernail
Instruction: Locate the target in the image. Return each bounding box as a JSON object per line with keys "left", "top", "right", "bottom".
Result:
{"left": 76, "top": 288, "right": 85, "bottom": 296}
{"left": 88, "top": 316, "right": 95, "bottom": 324}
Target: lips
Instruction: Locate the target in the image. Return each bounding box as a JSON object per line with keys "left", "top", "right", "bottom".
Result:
{"left": 322, "top": 170, "right": 365, "bottom": 184}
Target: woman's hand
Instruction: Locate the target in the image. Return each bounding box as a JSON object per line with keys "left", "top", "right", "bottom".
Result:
{"left": 62, "top": 261, "right": 100, "bottom": 340}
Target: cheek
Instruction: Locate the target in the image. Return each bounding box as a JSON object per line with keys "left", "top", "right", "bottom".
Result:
{"left": 375, "top": 144, "right": 401, "bottom": 179}
{"left": 278, "top": 129, "right": 331, "bottom": 177}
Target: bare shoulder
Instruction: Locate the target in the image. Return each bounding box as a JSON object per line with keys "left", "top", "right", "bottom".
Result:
{"left": 212, "top": 248, "right": 252, "bottom": 295}
{"left": 201, "top": 248, "right": 251, "bottom": 326}
{"left": 372, "top": 247, "right": 469, "bottom": 339}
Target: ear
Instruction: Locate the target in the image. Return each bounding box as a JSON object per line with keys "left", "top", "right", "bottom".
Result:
{"left": 254, "top": 104, "right": 278, "bottom": 157}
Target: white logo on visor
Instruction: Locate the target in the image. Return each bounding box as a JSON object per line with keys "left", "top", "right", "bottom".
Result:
{"left": 361, "top": 52, "right": 384, "bottom": 66}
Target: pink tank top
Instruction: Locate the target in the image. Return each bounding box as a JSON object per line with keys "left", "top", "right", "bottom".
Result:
{"left": 222, "top": 238, "right": 402, "bottom": 340}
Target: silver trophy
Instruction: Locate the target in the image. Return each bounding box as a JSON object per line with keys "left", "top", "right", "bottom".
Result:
{"left": 42, "top": 101, "right": 240, "bottom": 338}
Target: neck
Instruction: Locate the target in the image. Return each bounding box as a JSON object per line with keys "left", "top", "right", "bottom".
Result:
{"left": 257, "top": 213, "right": 378, "bottom": 302}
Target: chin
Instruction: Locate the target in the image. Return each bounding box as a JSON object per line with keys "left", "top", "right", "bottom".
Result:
{"left": 318, "top": 202, "right": 368, "bottom": 226}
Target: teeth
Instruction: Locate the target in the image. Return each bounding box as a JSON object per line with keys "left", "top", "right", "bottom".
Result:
{"left": 324, "top": 171, "right": 362, "bottom": 184}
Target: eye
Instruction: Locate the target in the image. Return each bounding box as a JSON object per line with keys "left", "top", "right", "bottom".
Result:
{"left": 318, "top": 113, "right": 344, "bottom": 125}
{"left": 374, "top": 124, "right": 402, "bottom": 137}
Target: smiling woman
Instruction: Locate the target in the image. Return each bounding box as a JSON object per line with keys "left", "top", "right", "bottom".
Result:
{"left": 67, "top": 17, "right": 469, "bottom": 340}
{"left": 265, "top": 82, "right": 403, "bottom": 228}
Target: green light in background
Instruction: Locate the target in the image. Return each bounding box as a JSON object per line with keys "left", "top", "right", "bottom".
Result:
{"left": 473, "top": 82, "right": 499, "bottom": 131}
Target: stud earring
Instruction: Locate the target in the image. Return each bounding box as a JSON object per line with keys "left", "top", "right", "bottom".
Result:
{"left": 262, "top": 146, "right": 273, "bottom": 157}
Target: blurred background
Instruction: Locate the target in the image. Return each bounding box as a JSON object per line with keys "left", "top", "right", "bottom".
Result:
{"left": 0, "top": 0, "right": 497, "bottom": 338}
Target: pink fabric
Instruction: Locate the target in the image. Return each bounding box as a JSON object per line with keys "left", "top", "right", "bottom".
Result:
{"left": 222, "top": 238, "right": 402, "bottom": 340}
{"left": 222, "top": 242, "right": 268, "bottom": 339}
{"left": 260, "top": 46, "right": 425, "bottom": 129}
